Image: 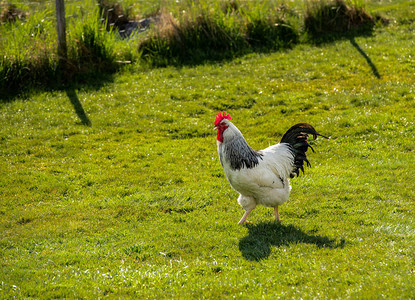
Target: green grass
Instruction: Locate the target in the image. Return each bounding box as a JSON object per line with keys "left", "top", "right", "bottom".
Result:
{"left": 1, "top": 0, "right": 415, "bottom": 298}
{"left": 0, "top": 0, "right": 140, "bottom": 98}
{"left": 138, "top": 0, "right": 300, "bottom": 66}
{"left": 1, "top": 0, "right": 379, "bottom": 95}
{"left": 303, "top": 0, "right": 377, "bottom": 43}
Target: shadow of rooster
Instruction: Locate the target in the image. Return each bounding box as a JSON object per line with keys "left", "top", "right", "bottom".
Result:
{"left": 239, "top": 222, "right": 345, "bottom": 261}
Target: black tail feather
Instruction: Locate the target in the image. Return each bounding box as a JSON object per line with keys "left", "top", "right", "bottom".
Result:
{"left": 280, "top": 123, "right": 328, "bottom": 178}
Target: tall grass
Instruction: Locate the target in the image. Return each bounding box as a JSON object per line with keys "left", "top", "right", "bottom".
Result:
{"left": 139, "top": 1, "right": 299, "bottom": 66}
{"left": 304, "top": 0, "right": 375, "bottom": 40}
{"left": 0, "top": 0, "right": 380, "bottom": 97}
{"left": 66, "top": 13, "right": 117, "bottom": 78}
{"left": 0, "top": 6, "right": 56, "bottom": 96}
{"left": 0, "top": 1, "right": 123, "bottom": 99}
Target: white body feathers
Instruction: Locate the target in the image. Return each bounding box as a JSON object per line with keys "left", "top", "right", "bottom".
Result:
{"left": 217, "top": 121, "right": 295, "bottom": 213}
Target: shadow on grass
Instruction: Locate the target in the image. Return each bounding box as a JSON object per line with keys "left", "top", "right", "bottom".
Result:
{"left": 305, "top": 24, "right": 382, "bottom": 79}
{"left": 239, "top": 222, "right": 345, "bottom": 261}
{"left": 65, "top": 88, "right": 92, "bottom": 126}
{"left": 0, "top": 62, "right": 116, "bottom": 104}
{"left": 349, "top": 37, "right": 381, "bottom": 79}
{"left": 0, "top": 71, "right": 115, "bottom": 126}
{"left": 140, "top": 42, "right": 298, "bottom": 69}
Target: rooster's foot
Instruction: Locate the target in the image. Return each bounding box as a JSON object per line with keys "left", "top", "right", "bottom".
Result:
{"left": 238, "top": 220, "right": 252, "bottom": 225}
{"left": 238, "top": 208, "right": 255, "bottom": 225}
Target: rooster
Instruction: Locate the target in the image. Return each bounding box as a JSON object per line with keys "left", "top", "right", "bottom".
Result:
{"left": 214, "top": 112, "right": 328, "bottom": 225}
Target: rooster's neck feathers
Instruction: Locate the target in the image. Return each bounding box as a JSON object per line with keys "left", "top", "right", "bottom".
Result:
{"left": 219, "top": 123, "right": 262, "bottom": 171}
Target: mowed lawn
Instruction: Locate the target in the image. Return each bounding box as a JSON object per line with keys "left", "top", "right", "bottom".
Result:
{"left": 1, "top": 1, "right": 415, "bottom": 298}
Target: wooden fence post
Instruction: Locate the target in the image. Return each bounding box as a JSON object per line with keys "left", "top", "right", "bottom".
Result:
{"left": 55, "top": 0, "right": 67, "bottom": 69}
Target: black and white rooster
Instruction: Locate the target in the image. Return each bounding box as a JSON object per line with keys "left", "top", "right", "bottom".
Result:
{"left": 214, "top": 112, "right": 328, "bottom": 224}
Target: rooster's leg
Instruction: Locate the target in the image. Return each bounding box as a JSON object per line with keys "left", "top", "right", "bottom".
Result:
{"left": 238, "top": 208, "right": 254, "bottom": 225}
{"left": 274, "top": 206, "right": 281, "bottom": 222}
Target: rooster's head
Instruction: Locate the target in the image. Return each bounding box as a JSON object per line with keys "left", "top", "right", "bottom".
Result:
{"left": 214, "top": 111, "right": 232, "bottom": 143}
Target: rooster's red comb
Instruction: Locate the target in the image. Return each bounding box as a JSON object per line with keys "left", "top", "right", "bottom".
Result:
{"left": 215, "top": 111, "right": 231, "bottom": 126}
